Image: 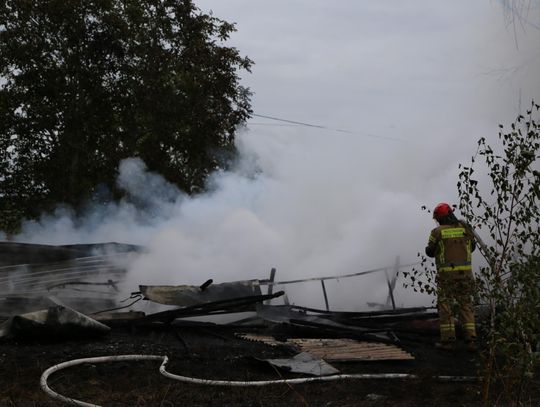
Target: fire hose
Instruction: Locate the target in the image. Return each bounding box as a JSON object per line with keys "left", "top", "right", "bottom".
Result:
{"left": 40, "top": 354, "right": 478, "bottom": 407}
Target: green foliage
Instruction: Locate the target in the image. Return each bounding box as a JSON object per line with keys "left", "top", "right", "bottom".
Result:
{"left": 404, "top": 101, "right": 540, "bottom": 405}
{"left": 458, "top": 101, "right": 540, "bottom": 405}
{"left": 402, "top": 253, "right": 437, "bottom": 298}
{"left": 0, "top": 0, "right": 252, "bottom": 232}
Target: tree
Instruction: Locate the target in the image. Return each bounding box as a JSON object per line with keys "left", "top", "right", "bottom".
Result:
{"left": 0, "top": 0, "right": 252, "bottom": 232}
{"left": 405, "top": 102, "right": 540, "bottom": 406}
{"left": 458, "top": 101, "right": 540, "bottom": 406}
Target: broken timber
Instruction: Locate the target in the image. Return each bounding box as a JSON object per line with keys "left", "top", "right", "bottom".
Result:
{"left": 257, "top": 304, "right": 397, "bottom": 343}
{"left": 140, "top": 291, "right": 285, "bottom": 324}
{"left": 254, "top": 304, "right": 441, "bottom": 342}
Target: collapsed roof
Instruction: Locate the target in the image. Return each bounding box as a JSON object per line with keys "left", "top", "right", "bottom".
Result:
{"left": 0, "top": 241, "right": 447, "bottom": 366}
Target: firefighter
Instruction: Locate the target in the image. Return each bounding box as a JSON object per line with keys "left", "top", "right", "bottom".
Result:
{"left": 425, "top": 203, "right": 477, "bottom": 351}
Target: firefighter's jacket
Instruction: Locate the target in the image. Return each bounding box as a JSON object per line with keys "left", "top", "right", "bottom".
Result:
{"left": 425, "top": 223, "right": 476, "bottom": 273}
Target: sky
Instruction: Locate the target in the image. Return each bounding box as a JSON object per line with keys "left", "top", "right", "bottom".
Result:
{"left": 11, "top": 1, "right": 540, "bottom": 310}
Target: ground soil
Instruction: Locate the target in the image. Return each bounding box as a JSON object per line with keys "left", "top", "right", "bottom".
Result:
{"left": 1, "top": 326, "right": 538, "bottom": 407}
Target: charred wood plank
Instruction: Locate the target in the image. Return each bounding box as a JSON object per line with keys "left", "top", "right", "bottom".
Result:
{"left": 140, "top": 291, "right": 285, "bottom": 324}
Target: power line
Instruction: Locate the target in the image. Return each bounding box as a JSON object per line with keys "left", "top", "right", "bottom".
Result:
{"left": 248, "top": 123, "right": 297, "bottom": 127}
{"left": 250, "top": 113, "right": 403, "bottom": 142}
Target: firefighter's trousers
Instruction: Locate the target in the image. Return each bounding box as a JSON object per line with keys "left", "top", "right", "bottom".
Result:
{"left": 436, "top": 269, "right": 477, "bottom": 342}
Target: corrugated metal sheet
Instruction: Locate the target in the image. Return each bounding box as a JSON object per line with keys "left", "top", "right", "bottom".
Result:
{"left": 237, "top": 334, "right": 414, "bottom": 361}
{"left": 0, "top": 305, "right": 111, "bottom": 339}
{"left": 237, "top": 333, "right": 284, "bottom": 346}
{"left": 288, "top": 338, "right": 415, "bottom": 361}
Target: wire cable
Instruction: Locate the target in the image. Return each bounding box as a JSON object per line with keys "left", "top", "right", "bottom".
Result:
{"left": 251, "top": 113, "right": 403, "bottom": 142}
{"left": 90, "top": 295, "right": 143, "bottom": 315}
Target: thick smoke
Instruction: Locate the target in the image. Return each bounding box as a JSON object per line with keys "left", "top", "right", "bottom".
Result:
{"left": 15, "top": 129, "right": 435, "bottom": 310}
{"left": 9, "top": 2, "right": 540, "bottom": 310}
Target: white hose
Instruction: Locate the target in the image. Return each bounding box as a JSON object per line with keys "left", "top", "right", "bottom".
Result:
{"left": 40, "top": 355, "right": 164, "bottom": 407}
{"left": 41, "top": 354, "right": 478, "bottom": 407}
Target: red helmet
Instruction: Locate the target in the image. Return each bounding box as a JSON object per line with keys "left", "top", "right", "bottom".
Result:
{"left": 433, "top": 203, "right": 453, "bottom": 220}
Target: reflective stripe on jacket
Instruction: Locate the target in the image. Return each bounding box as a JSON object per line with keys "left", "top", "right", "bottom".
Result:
{"left": 425, "top": 223, "right": 475, "bottom": 272}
